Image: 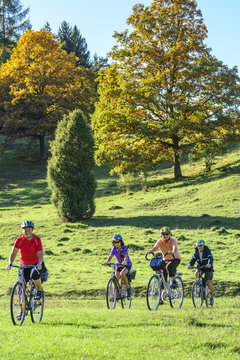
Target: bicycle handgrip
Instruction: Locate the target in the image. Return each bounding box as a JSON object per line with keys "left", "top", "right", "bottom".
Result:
{"left": 145, "top": 251, "right": 155, "bottom": 261}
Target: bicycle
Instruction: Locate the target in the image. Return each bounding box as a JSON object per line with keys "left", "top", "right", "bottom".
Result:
{"left": 190, "top": 265, "right": 211, "bottom": 308}
{"left": 105, "top": 263, "right": 136, "bottom": 309}
{"left": 10, "top": 265, "right": 44, "bottom": 325}
{"left": 145, "top": 252, "right": 184, "bottom": 310}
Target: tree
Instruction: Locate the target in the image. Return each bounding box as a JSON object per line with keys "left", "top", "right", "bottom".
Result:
{"left": 58, "top": 21, "right": 91, "bottom": 68}
{"left": 0, "top": 0, "right": 31, "bottom": 63}
{"left": 0, "top": 29, "right": 96, "bottom": 158}
{"left": 47, "top": 109, "right": 96, "bottom": 221}
{"left": 92, "top": 0, "right": 240, "bottom": 179}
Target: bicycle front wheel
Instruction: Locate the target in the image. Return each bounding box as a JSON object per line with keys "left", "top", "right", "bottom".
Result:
{"left": 192, "top": 282, "right": 203, "bottom": 308}
{"left": 169, "top": 277, "right": 184, "bottom": 309}
{"left": 146, "top": 275, "right": 161, "bottom": 311}
{"left": 106, "top": 278, "right": 117, "bottom": 309}
{"left": 120, "top": 281, "right": 131, "bottom": 309}
{"left": 10, "top": 282, "right": 26, "bottom": 326}
{"left": 30, "top": 292, "right": 44, "bottom": 323}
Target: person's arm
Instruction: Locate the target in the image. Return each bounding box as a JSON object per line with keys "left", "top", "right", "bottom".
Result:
{"left": 206, "top": 248, "right": 213, "bottom": 268}
{"left": 102, "top": 253, "right": 113, "bottom": 266}
{"left": 187, "top": 249, "right": 198, "bottom": 268}
{"left": 37, "top": 250, "right": 44, "bottom": 270}
{"left": 167, "top": 238, "right": 178, "bottom": 256}
{"left": 122, "top": 253, "right": 129, "bottom": 266}
{"left": 146, "top": 240, "right": 159, "bottom": 255}
{"left": 6, "top": 247, "right": 19, "bottom": 270}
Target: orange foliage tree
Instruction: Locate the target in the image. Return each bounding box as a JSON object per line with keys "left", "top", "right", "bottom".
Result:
{"left": 0, "top": 29, "right": 96, "bottom": 158}
{"left": 92, "top": 0, "right": 240, "bottom": 179}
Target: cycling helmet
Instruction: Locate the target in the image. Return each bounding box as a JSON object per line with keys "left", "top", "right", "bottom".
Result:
{"left": 21, "top": 220, "right": 34, "bottom": 229}
{"left": 112, "top": 234, "right": 122, "bottom": 241}
{"left": 196, "top": 239, "right": 205, "bottom": 246}
{"left": 160, "top": 226, "right": 171, "bottom": 235}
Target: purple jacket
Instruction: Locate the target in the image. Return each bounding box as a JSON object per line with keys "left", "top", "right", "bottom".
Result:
{"left": 111, "top": 245, "right": 132, "bottom": 267}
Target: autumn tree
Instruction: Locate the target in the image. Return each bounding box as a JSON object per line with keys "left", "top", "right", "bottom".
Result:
{"left": 92, "top": 0, "right": 240, "bottom": 179}
{"left": 47, "top": 109, "right": 96, "bottom": 221}
{"left": 0, "top": 0, "right": 31, "bottom": 63}
{"left": 58, "top": 21, "right": 91, "bottom": 68}
{"left": 0, "top": 30, "right": 96, "bottom": 158}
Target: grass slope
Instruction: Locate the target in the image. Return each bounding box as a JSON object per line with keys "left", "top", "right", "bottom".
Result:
{"left": 1, "top": 146, "right": 240, "bottom": 298}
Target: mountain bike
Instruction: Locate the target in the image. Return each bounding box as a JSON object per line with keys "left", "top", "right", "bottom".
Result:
{"left": 145, "top": 252, "right": 184, "bottom": 310}
{"left": 105, "top": 263, "right": 136, "bottom": 309}
{"left": 190, "top": 265, "right": 211, "bottom": 308}
{"left": 10, "top": 265, "right": 44, "bottom": 325}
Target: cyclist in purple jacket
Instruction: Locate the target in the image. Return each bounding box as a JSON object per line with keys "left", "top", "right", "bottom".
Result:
{"left": 103, "top": 234, "right": 132, "bottom": 298}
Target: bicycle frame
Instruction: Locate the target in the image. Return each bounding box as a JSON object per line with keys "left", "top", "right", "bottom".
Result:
{"left": 105, "top": 263, "right": 132, "bottom": 309}
{"left": 191, "top": 266, "right": 210, "bottom": 308}
{"left": 10, "top": 265, "right": 44, "bottom": 325}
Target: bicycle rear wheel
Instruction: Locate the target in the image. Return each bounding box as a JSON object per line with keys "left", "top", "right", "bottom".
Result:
{"left": 146, "top": 275, "right": 161, "bottom": 311}
{"left": 169, "top": 276, "right": 184, "bottom": 309}
{"left": 192, "top": 281, "right": 203, "bottom": 308}
{"left": 10, "top": 282, "right": 26, "bottom": 326}
{"left": 30, "top": 291, "right": 44, "bottom": 323}
{"left": 106, "top": 278, "right": 117, "bottom": 309}
{"left": 120, "top": 281, "right": 131, "bottom": 309}
{"left": 204, "top": 285, "right": 211, "bottom": 307}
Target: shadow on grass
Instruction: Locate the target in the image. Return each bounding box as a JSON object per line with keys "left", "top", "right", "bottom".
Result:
{"left": 87, "top": 215, "right": 240, "bottom": 231}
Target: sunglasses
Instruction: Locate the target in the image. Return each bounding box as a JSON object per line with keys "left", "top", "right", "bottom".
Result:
{"left": 162, "top": 233, "right": 170, "bottom": 236}
{"left": 113, "top": 240, "right": 120, "bottom": 244}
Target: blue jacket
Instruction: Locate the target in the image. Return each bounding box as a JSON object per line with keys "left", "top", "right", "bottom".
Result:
{"left": 189, "top": 245, "right": 214, "bottom": 271}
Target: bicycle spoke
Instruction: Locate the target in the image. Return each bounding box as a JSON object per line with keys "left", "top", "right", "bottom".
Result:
{"left": 106, "top": 278, "right": 117, "bottom": 309}
{"left": 169, "top": 277, "right": 184, "bottom": 309}
{"left": 204, "top": 285, "right": 211, "bottom": 307}
{"left": 192, "top": 282, "right": 203, "bottom": 308}
{"left": 10, "top": 282, "right": 26, "bottom": 326}
{"left": 30, "top": 290, "right": 44, "bottom": 323}
{"left": 146, "top": 275, "right": 161, "bottom": 311}
{"left": 120, "top": 281, "right": 131, "bottom": 309}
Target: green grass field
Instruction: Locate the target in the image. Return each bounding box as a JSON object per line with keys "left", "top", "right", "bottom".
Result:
{"left": 0, "top": 144, "right": 240, "bottom": 359}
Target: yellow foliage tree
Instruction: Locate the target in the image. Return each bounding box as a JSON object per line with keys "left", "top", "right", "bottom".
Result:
{"left": 0, "top": 29, "right": 96, "bottom": 158}
{"left": 92, "top": 0, "right": 240, "bottom": 179}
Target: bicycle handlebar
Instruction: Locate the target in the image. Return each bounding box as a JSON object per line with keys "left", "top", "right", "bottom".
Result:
{"left": 189, "top": 265, "right": 208, "bottom": 270}
{"left": 145, "top": 251, "right": 175, "bottom": 261}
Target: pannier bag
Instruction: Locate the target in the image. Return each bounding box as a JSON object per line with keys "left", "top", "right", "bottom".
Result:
{"left": 128, "top": 270, "right": 137, "bottom": 280}
{"left": 150, "top": 257, "right": 164, "bottom": 271}
{"left": 40, "top": 269, "right": 49, "bottom": 282}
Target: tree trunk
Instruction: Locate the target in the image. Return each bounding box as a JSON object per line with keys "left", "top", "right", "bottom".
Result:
{"left": 39, "top": 132, "right": 46, "bottom": 159}
{"left": 172, "top": 135, "right": 182, "bottom": 180}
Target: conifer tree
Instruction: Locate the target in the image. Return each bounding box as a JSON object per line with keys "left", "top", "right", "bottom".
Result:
{"left": 0, "top": 0, "right": 31, "bottom": 63}
{"left": 58, "top": 21, "right": 91, "bottom": 68}
{"left": 47, "top": 110, "right": 96, "bottom": 221}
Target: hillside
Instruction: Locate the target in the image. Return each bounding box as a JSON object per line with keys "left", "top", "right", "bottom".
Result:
{"left": 0, "top": 145, "right": 240, "bottom": 298}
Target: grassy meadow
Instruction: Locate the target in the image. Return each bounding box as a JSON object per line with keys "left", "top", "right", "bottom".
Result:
{"left": 0, "top": 143, "right": 240, "bottom": 359}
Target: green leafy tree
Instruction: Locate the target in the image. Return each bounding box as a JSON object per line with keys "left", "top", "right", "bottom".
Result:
{"left": 0, "top": 0, "right": 31, "bottom": 63}
{"left": 92, "top": 0, "right": 240, "bottom": 179}
{"left": 0, "top": 30, "right": 96, "bottom": 158}
{"left": 58, "top": 21, "right": 91, "bottom": 68}
{"left": 47, "top": 110, "right": 96, "bottom": 221}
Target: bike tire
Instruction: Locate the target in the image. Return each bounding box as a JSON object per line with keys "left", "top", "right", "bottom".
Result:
{"left": 10, "top": 282, "right": 26, "bottom": 326}
{"left": 146, "top": 274, "right": 161, "bottom": 311}
{"left": 204, "top": 284, "right": 211, "bottom": 307}
{"left": 106, "top": 278, "right": 117, "bottom": 309}
{"left": 169, "top": 276, "right": 184, "bottom": 309}
{"left": 120, "top": 281, "right": 131, "bottom": 309}
{"left": 192, "top": 282, "right": 203, "bottom": 308}
{"left": 30, "top": 291, "right": 44, "bottom": 323}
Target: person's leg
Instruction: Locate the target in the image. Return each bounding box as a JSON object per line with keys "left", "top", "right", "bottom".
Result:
{"left": 120, "top": 267, "right": 129, "bottom": 289}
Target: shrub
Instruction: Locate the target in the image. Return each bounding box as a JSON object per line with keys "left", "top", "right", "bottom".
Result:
{"left": 47, "top": 110, "right": 96, "bottom": 221}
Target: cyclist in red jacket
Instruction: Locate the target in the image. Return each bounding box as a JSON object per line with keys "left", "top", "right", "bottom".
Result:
{"left": 6, "top": 220, "right": 46, "bottom": 300}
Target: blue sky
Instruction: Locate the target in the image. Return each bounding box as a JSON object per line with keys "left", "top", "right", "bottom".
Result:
{"left": 21, "top": 0, "right": 240, "bottom": 69}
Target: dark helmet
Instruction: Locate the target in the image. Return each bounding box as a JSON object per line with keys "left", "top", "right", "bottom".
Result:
{"left": 160, "top": 226, "right": 171, "bottom": 235}
{"left": 196, "top": 239, "right": 205, "bottom": 246}
{"left": 21, "top": 220, "right": 34, "bottom": 229}
{"left": 112, "top": 234, "right": 122, "bottom": 241}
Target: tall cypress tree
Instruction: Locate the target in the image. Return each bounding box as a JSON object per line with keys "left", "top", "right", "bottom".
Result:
{"left": 47, "top": 110, "right": 96, "bottom": 221}
{"left": 58, "top": 21, "right": 91, "bottom": 68}
{"left": 0, "top": 0, "right": 31, "bottom": 63}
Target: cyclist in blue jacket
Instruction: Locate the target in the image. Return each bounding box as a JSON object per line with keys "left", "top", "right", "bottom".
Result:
{"left": 187, "top": 239, "right": 214, "bottom": 305}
